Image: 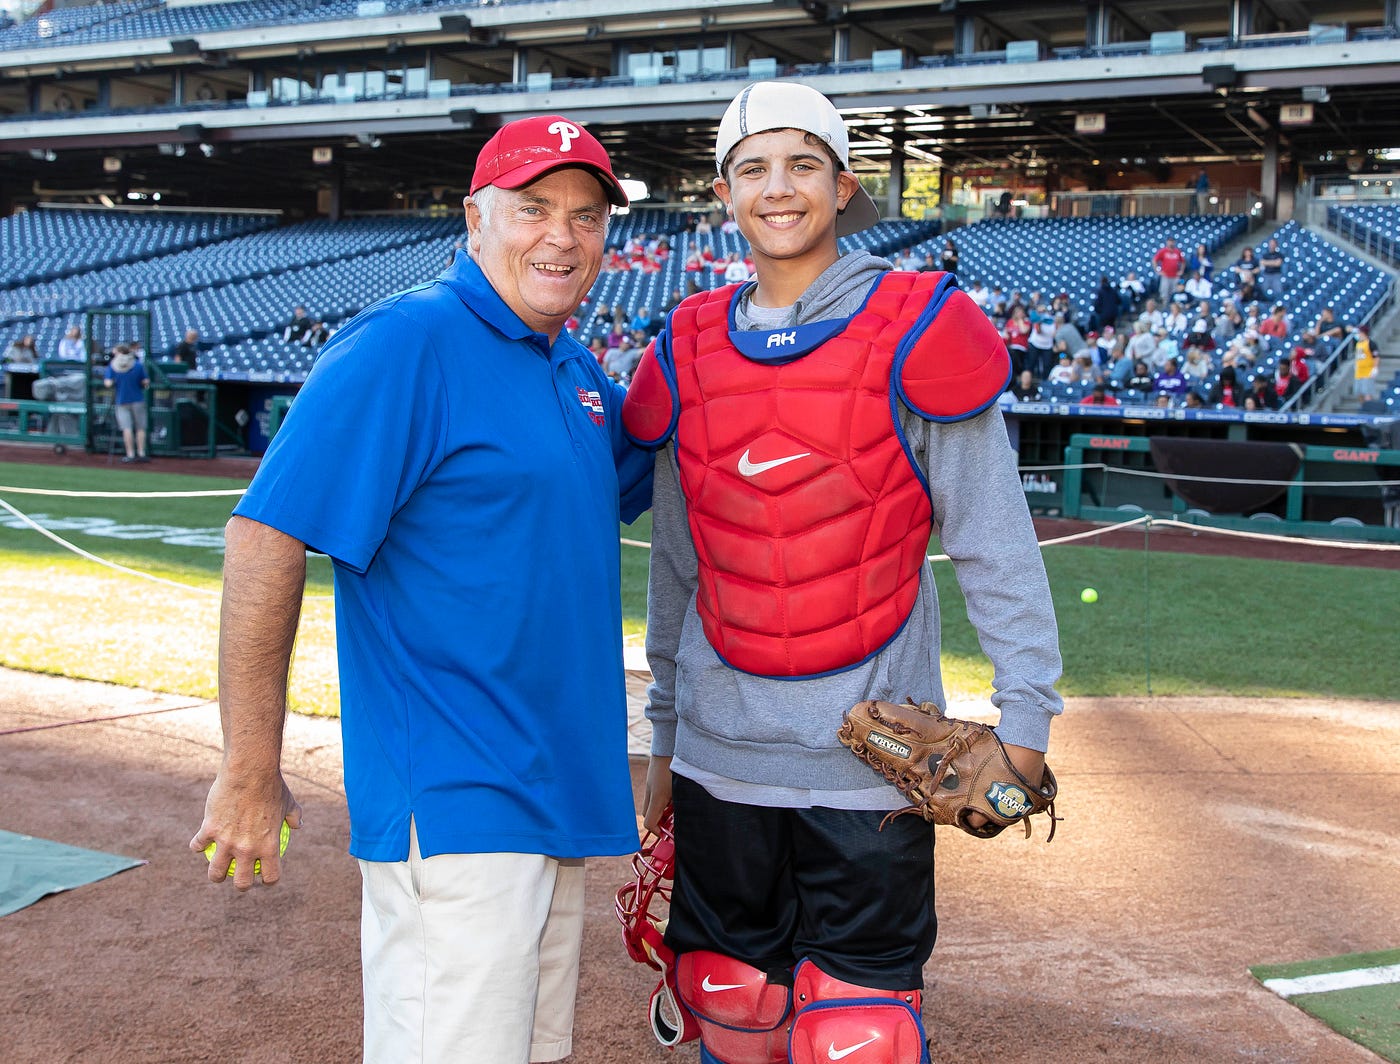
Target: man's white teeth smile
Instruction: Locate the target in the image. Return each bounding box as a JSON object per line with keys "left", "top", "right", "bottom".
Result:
{"left": 537, "top": 263, "right": 572, "bottom": 273}
{"left": 766, "top": 213, "right": 801, "bottom": 224}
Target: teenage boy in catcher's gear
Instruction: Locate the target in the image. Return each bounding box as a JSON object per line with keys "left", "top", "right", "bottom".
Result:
{"left": 620, "top": 82, "right": 1064, "bottom": 1064}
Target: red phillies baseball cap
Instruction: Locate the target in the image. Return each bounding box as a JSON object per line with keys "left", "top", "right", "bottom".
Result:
{"left": 470, "top": 115, "right": 628, "bottom": 207}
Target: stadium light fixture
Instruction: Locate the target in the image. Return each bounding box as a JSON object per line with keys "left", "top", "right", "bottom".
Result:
{"left": 170, "top": 38, "right": 200, "bottom": 56}
{"left": 199, "top": 142, "right": 215, "bottom": 158}
{"left": 449, "top": 108, "right": 478, "bottom": 127}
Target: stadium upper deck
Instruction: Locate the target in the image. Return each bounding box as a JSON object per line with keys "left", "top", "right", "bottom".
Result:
{"left": 2, "top": 0, "right": 1399, "bottom": 215}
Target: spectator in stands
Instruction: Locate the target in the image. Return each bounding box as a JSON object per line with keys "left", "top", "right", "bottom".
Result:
{"left": 605, "top": 319, "right": 626, "bottom": 353}
{"left": 302, "top": 320, "right": 332, "bottom": 349}
{"left": 604, "top": 334, "right": 642, "bottom": 382}
{"left": 1194, "top": 170, "right": 1211, "bottom": 215}
{"left": 4, "top": 334, "right": 38, "bottom": 364}
{"left": 1184, "top": 269, "right": 1212, "bottom": 302}
{"left": 1052, "top": 311, "right": 1084, "bottom": 355}
{"left": 603, "top": 246, "right": 628, "bottom": 272}
{"left": 103, "top": 343, "right": 149, "bottom": 464}
{"left": 587, "top": 335, "right": 608, "bottom": 365}
{"left": 967, "top": 279, "right": 991, "bottom": 309}
{"left": 1125, "top": 359, "right": 1155, "bottom": 395}
{"left": 1009, "top": 368, "right": 1042, "bottom": 402}
{"left": 695, "top": 215, "right": 713, "bottom": 237}
{"left": 1137, "top": 297, "right": 1165, "bottom": 331}
{"left": 719, "top": 214, "right": 740, "bottom": 235}
{"left": 57, "top": 325, "right": 85, "bottom": 362}
{"left": 173, "top": 328, "right": 200, "bottom": 371}
{"left": 1259, "top": 304, "right": 1290, "bottom": 340}
{"left": 1245, "top": 373, "right": 1279, "bottom": 410}
{"left": 1353, "top": 325, "right": 1380, "bottom": 401}
{"left": 1149, "top": 326, "right": 1179, "bottom": 370}
{"left": 1026, "top": 304, "right": 1057, "bottom": 379}
{"left": 1182, "top": 346, "right": 1210, "bottom": 387}
{"left": 1153, "top": 357, "right": 1189, "bottom": 401}
{"left": 1051, "top": 290, "right": 1078, "bottom": 325}
{"left": 1183, "top": 391, "right": 1205, "bottom": 410}
{"left": 195, "top": 113, "right": 651, "bottom": 1064}
{"left": 1118, "top": 269, "right": 1146, "bottom": 314}
{"left": 1106, "top": 342, "right": 1135, "bottom": 390}
{"left": 662, "top": 287, "right": 684, "bottom": 317}
{"left": 1208, "top": 366, "right": 1242, "bottom": 408}
{"left": 1002, "top": 304, "right": 1031, "bottom": 377}
{"left": 1046, "top": 348, "right": 1075, "bottom": 385}
{"left": 1213, "top": 299, "right": 1243, "bottom": 346}
{"left": 1126, "top": 320, "right": 1157, "bottom": 367}
{"left": 1163, "top": 302, "right": 1190, "bottom": 338}
{"left": 1314, "top": 306, "right": 1347, "bottom": 343}
{"left": 1186, "top": 313, "right": 1215, "bottom": 354}
{"left": 1095, "top": 327, "right": 1118, "bottom": 367}
{"left": 1070, "top": 352, "right": 1099, "bottom": 388}
{"left": 1259, "top": 237, "right": 1285, "bottom": 300}
{"left": 1152, "top": 236, "right": 1185, "bottom": 303}
{"left": 629, "top": 306, "right": 653, "bottom": 335}
{"left": 282, "top": 305, "right": 311, "bottom": 344}
{"left": 1273, "top": 358, "right": 1303, "bottom": 404}
{"left": 723, "top": 252, "right": 751, "bottom": 283}
{"left": 1188, "top": 241, "right": 1213, "bottom": 281}
{"left": 940, "top": 237, "right": 959, "bottom": 274}
{"left": 1090, "top": 275, "right": 1119, "bottom": 334}
{"left": 1231, "top": 247, "right": 1260, "bottom": 302}
{"left": 1081, "top": 383, "right": 1120, "bottom": 407}
{"left": 919, "top": 252, "right": 938, "bottom": 272}
{"left": 1288, "top": 344, "right": 1312, "bottom": 388}
{"left": 988, "top": 284, "right": 1008, "bottom": 319}
{"left": 1293, "top": 330, "right": 1318, "bottom": 366}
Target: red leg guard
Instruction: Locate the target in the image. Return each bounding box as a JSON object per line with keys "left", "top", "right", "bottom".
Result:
{"left": 787, "top": 960, "right": 928, "bottom": 1064}
{"left": 675, "top": 951, "right": 793, "bottom": 1064}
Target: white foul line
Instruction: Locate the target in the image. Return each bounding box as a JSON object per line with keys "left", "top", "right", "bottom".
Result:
{"left": 1262, "top": 962, "right": 1400, "bottom": 998}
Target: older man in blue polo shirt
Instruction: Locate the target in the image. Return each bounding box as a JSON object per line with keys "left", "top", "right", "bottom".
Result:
{"left": 192, "top": 115, "right": 652, "bottom": 1063}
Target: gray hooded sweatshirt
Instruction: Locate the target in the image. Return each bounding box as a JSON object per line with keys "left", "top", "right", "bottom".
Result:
{"left": 644, "top": 252, "right": 1063, "bottom": 810}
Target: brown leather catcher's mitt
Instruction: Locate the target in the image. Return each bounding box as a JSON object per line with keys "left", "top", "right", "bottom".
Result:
{"left": 838, "top": 699, "right": 1059, "bottom": 840}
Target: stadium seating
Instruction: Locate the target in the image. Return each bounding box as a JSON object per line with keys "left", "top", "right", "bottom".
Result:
{"left": 0, "top": 207, "right": 273, "bottom": 289}
{"left": 903, "top": 214, "right": 1248, "bottom": 320}
{"left": 1328, "top": 203, "right": 1400, "bottom": 268}
{"left": 2, "top": 208, "right": 1390, "bottom": 400}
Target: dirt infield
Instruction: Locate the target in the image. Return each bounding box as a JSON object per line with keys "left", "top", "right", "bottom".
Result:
{"left": 3, "top": 666, "right": 1397, "bottom": 1064}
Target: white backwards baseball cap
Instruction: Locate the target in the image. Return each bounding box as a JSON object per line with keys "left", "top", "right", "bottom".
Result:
{"left": 714, "top": 81, "right": 881, "bottom": 238}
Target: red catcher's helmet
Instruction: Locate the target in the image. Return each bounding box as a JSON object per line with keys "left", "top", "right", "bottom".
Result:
{"left": 615, "top": 803, "right": 676, "bottom": 970}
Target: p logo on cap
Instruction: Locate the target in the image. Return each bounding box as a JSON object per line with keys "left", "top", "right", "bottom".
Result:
{"left": 470, "top": 114, "right": 628, "bottom": 207}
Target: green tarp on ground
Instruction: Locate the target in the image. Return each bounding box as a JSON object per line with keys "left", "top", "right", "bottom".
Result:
{"left": 0, "top": 830, "right": 145, "bottom": 917}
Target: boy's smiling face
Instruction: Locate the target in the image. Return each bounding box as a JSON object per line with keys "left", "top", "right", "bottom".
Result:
{"left": 713, "top": 129, "right": 859, "bottom": 291}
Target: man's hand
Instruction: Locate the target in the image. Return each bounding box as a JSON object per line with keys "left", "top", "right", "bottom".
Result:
{"left": 642, "top": 755, "right": 672, "bottom": 835}
{"left": 192, "top": 770, "right": 302, "bottom": 890}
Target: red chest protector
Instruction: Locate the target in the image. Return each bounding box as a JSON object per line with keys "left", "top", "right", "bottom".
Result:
{"left": 623, "top": 270, "right": 1009, "bottom": 677}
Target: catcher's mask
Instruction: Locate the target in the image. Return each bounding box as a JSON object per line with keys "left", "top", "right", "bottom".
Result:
{"left": 614, "top": 803, "right": 675, "bottom": 970}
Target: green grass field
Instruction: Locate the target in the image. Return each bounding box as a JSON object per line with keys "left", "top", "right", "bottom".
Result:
{"left": 1, "top": 459, "right": 1395, "bottom": 716}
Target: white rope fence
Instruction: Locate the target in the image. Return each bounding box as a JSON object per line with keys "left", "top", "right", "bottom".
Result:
{"left": 3, "top": 475, "right": 1398, "bottom": 602}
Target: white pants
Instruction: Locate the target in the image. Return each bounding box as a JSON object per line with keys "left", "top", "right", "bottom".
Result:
{"left": 358, "top": 822, "right": 585, "bottom": 1063}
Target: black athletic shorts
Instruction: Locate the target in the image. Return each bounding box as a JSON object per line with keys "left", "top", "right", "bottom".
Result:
{"left": 662, "top": 773, "right": 936, "bottom": 990}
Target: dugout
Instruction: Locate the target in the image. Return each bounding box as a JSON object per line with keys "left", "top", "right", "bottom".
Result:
{"left": 1057, "top": 433, "right": 1400, "bottom": 541}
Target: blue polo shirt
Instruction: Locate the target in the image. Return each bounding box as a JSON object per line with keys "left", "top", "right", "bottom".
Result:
{"left": 234, "top": 253, "right": 653, "bottom": 862}
{"left": 104, "top": 360, "right": 148, "bottom": 405}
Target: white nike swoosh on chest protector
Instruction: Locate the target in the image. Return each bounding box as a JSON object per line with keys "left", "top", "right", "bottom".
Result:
{"left": 737, "top": 448, "right": 812, "bottom": 476}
